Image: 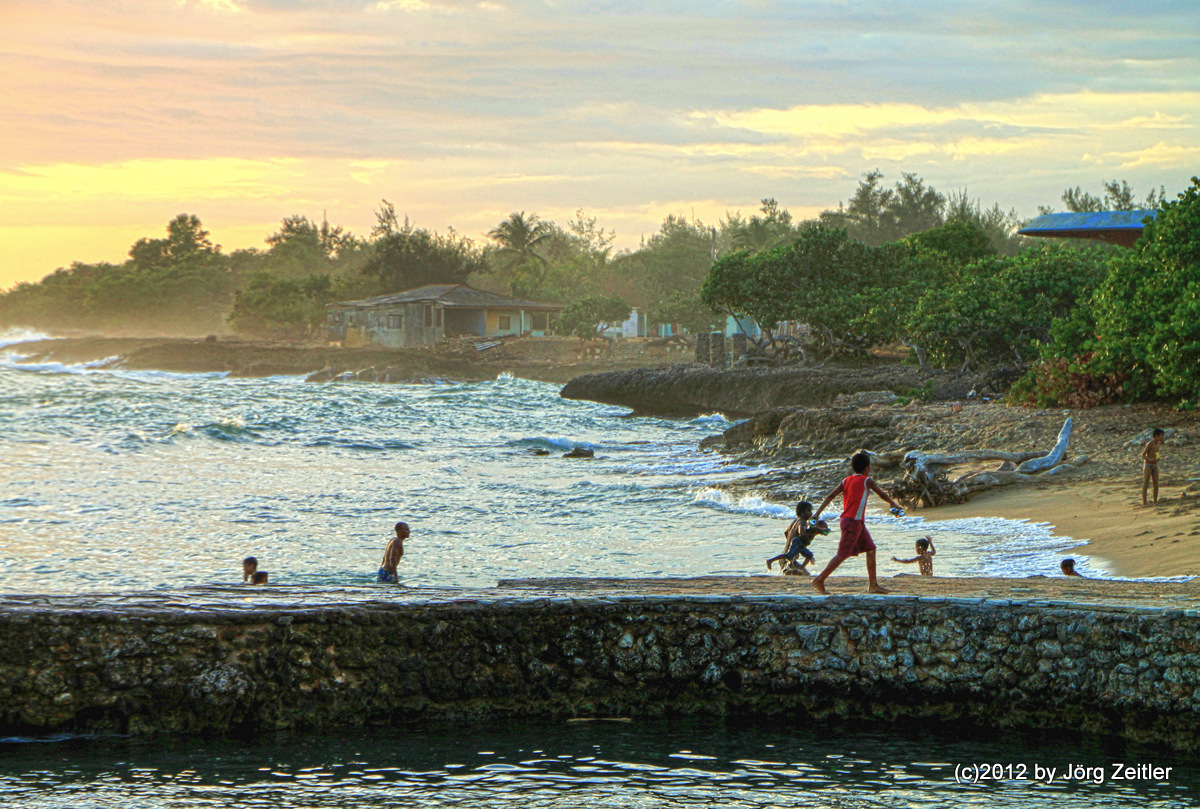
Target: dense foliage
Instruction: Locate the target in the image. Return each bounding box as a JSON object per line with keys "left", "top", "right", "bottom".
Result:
{"left": 1019, "top": 177, "right": 1200, "bottom": 407}
{"left": 3, "top": 171, "right": 1193, "bottom": 408}
{"left": 556, "top": 295, "right": 632, "bottom": 340}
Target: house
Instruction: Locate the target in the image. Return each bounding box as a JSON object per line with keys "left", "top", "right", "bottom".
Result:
{"left": 327, "top": 284, "right": 564, "bottom": 348}
{"left": 1017, "top": 210, "right": 1157, "bottom": 248}
{"left": 600, "top": 307, "right": 649, "bottom": 339}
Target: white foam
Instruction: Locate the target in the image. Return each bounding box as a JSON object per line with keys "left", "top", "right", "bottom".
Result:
{"left": 692, "top": 488, "right": 794, "bottom": 519}
{"left": 0, "top": 328, "right": 53, "bottom": 350}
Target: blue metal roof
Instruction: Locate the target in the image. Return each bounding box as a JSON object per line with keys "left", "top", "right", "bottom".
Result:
{"left": 1018, "top": 210, "right": 1157, "bottom": 246}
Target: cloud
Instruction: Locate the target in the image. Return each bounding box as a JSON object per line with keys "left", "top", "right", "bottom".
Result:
{"left": 182, "top": 0, "right": 245, "bottom": 13}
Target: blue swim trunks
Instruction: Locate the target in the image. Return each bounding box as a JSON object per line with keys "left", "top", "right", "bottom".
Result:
{"left": 784, "top": 537, "right": 815, "bottom": 563}
{"left": 377, "top": 567, "right": 398, "bottom": 584}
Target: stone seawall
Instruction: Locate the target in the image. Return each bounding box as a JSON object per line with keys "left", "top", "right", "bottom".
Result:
{"left": 2, "top": 583, "right": 1198, "bottom": 747}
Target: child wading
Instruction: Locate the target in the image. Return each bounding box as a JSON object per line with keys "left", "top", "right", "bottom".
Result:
{"left": 378, "top": 521, "right": 409, "bottom": 583}
{"left": 893, "top": 536, "right": 936, "bottom": 576}
{"left": 812, "top": 451, "right": 905, "bottom": 595}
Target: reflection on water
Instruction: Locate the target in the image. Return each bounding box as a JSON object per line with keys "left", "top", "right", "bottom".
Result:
{"left": 1, "top": 719, "right": 1194, "bottom": 808}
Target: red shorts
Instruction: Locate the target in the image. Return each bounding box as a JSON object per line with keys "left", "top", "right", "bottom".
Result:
{"left": 837, "top": 516, "right": 875, "bottom": 557}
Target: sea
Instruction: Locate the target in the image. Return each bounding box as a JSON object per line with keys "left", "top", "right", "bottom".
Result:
{"left": 1, "top": 328, "right": 1193, "bottom": 808}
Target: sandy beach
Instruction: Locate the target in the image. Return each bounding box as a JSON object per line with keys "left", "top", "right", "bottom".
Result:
{"left": 925, "top": 475, "right": 1200, "bottom": 579}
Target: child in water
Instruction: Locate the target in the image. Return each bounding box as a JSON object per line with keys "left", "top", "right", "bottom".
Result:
{"left": 892, "top": 536, "right": 936, "bottom": 576}
{"left": 766, "top": 501, "right": 830, "bottom": 575}
{"left": 378, "top": 521, "right": 409, "bottom": 583}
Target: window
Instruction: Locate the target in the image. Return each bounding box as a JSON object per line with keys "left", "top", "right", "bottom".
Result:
{"left": 498, "top": 315, "right": 511, "bottom": 330}
{"left": 423, "top": 304, "right": 433, "bottom": 327}
{"left": 387, "top": 314, "right": 403, "bottom": 330}
{"left": 435, "top": 308, "right": 443, "bottom": 327}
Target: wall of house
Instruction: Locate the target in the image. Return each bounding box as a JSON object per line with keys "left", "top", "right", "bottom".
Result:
{"left": 486, "top": 309, "right": 524, "bottom": 337}
{"left": 444, "top": 309, "right": 486, "bottom": 338}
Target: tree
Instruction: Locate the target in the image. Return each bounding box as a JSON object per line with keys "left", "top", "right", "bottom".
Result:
{"left": 1059, "top": 180, "right": 1167, "bottom": 212}
{"left": 648, "top": 291, "right": 722, "bottom": 335}
{"left": 1081, "top": 177, "right": 1200, "bottom": 402}
{"left": 227, "top": 272, "right": 334, "bottom": 339}
{"left": 731, "top": 198, "right": 795, "bottom": 254}
{"left": 821, "top": 171, "right": 946, "bottom": 245}
{"left": 557, "top": 295, "right": 632, "bottom": 339}
{"left": 364, "top": 203, "right": 485, "bottom": 292}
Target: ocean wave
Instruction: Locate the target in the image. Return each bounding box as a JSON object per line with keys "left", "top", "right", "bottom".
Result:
{"left": 0, "top": 354, "right": 122, "bottom": 375}
{"left": 305, "top": 437, "right": 417, "bottom": 451}
{"left": 0, "top": 328, "right": 54, "bottom": 350}
{"left": 691, "top": 488, "right": 794, "bottom": 520}
{"left": 507, "top": 436, "right": 598, "bottom": 452}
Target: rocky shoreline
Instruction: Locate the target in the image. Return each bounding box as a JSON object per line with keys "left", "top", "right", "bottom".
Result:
{"left": 559, "top": 363, "right": 999, "bottom": 417}
{"left": 3, "top": 334, "right": 686, "bottom": 385}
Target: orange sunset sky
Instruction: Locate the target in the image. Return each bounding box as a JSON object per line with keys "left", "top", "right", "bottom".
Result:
{"left": 1, "top": 0, "right": 1197, "bottom": 290}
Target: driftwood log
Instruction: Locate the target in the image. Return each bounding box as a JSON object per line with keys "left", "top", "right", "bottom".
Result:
{"left": 893, "top": 418, "right": 1088, "bottom": 509}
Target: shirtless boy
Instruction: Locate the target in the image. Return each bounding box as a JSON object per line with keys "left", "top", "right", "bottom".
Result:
{"left": 1142, "top": 428, "right": 1165, "bottom": 506}
{"left": 893, "top": 536, "right": 936, "bottom": 576}
{"left": 378, "top": 521, "right": 409, "bottom": 584}
{"left": 811, "top": 451, "right": 905, "bottom": 595}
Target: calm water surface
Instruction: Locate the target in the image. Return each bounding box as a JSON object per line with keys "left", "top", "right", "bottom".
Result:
{"left": 2, "top": 720, "right": 1195, "bottom": 808}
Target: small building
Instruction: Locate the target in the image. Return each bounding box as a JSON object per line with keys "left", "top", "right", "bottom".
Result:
{"left": 724, "top": 315, "right": 761, "bottom": 339}
{"left": 1017, "top": 210, "right": 1157, "bottom": 248}
{"left": 601, "top": 307, "right": 649, "bottom": 339}
{"left": 327, "top": 284, "right": 564, "bottom": 348}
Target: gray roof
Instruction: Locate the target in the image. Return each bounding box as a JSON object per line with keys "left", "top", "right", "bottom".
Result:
{"left": 331, "top": 284, "right": 564, "bottom": 311}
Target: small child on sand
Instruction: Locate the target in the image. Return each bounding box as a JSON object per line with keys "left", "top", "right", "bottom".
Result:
{"left": 1142, "top": 427, "right": 1166, "bottom": 506}
{"left": 378, "top": 521, "right": 409, "bottom": 584}
{"left": 812, "top": 450, "right": 905, "bottom": 595}
{"left": 892, "top": 536, "right": 936, "bottom": 576}
{"left": 766, "top": 501, "right": 829, "bottom": 575}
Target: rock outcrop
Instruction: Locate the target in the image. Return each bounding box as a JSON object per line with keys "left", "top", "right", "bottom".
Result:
{"left": 560, "top": 364, "right": 983, "bottom": 417}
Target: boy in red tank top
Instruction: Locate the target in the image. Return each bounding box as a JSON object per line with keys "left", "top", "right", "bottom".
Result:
{"left": 811, "top": 451, "right": 904, "bottom": 595}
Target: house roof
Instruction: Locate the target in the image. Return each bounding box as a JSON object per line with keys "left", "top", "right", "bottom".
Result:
{"left": 1017, "top": 210, "right": 1157, "bottom": 248}
{"left": 331, "top": 284, "right": 564, "bottom": 311}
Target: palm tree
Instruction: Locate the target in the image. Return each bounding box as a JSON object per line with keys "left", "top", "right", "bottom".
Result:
{"left": 488, "top": 211, "right": 553, "bottom": 272}
{"left": 732, "top": 217, "right": 784, "bottom": 254}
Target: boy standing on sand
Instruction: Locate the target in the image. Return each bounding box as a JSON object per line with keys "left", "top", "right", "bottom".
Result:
{"left": 811, "top": 451, "right": 905, "bottom": 595}
{"left": 378, "top": 521, "right": 409, "bottom": 583}
{"left": 1142, "top": 428, "right": 1166, "bottom": 506}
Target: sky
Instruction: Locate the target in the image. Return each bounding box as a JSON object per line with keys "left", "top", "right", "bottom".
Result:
{"left": 1, "top": 0, "right": 1197, "bottom": 288}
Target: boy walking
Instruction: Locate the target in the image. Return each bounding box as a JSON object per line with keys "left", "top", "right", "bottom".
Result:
{"left": 812, "top": 451, "right": 905, "bottom": 595}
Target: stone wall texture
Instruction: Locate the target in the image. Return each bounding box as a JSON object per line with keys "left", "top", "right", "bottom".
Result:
{"left": 2, "top": 594, "right": 1198, "bottom": 746}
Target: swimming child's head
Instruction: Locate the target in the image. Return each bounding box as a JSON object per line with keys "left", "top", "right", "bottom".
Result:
{"left": 242, "top": 556, "right": 257, "bottom": 582}
{"left": 394, "top": 521, "right": 410, "bottom": 539}
{"left": 915, "top": 538, "right": 930, "bottom": 553}
{"left": 251, "top": 571, "right": 269, "bottom": 585}
{"left": 1060, "top": 558, "right": 1076, "bottom": 574}
{"left": 795, "top": 501, "right": 813, "bottom": 519}
{"left": 851, "top": 451, "right": 872, "bottom": 474}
